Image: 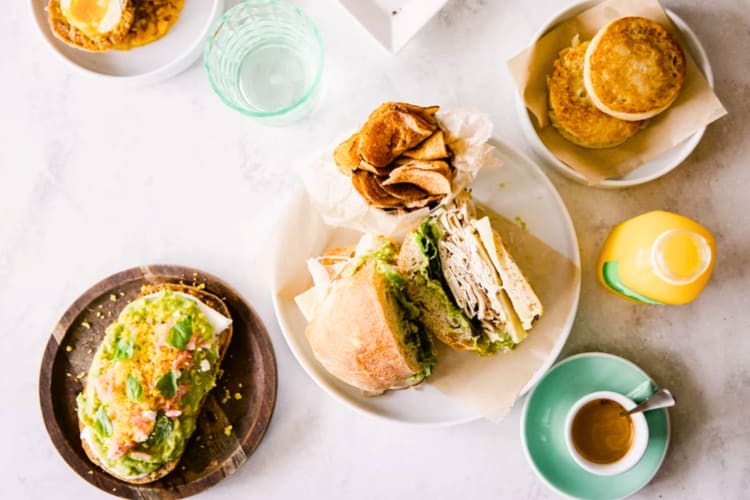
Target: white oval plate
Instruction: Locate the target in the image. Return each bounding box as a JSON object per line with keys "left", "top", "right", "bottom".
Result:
{"left": 514, "top": 1, "right": 715, "bottom": 188}
{"left": 271, "top": 139, "right": 581, "bottom": 425}
{"left": 30, "top": 0, "right": 224, "bottom": 85}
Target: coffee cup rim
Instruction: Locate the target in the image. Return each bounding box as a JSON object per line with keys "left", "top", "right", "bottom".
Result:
{"left": 564, "top": 390, "right": 650, "bottom": 476}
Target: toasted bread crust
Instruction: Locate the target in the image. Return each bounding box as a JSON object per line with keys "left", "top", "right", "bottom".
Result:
{"left": 584, "top": 17, "right": 686, "bottom": 121}
{"left": 48, "top": 0, "right": 135, "bottom": 52}
{"left": 79, "top": 283, "right": 233, "bottom": 484}
{"left": 549, "top": 40, "right": 645, "bottom": 148}
{"left": 305, "top": 261, "right": 421, "bottom": 394}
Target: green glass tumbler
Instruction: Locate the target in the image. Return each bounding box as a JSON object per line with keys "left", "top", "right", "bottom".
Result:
{"left": 204, "top": 0, "right": 324, "bottom": 126}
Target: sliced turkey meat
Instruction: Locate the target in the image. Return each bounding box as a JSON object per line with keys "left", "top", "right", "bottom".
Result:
{"left": 435, "top": 203, "right": 511, "bottom": 343}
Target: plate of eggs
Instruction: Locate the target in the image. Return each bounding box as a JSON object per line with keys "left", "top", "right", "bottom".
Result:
{"left": 31, "top": 0, "right": 224, "bottom": 85}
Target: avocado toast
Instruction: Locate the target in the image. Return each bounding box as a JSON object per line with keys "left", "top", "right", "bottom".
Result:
{"left": 77, "top": 283, "right": 233, "bottom": 484}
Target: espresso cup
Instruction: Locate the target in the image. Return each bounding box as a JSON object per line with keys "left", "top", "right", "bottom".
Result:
{"left": 564, "top": 391, "right": 649, "bottom": 476}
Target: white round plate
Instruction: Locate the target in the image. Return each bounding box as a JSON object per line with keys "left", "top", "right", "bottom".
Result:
{"left": 514, "top": 1, "right": 715, "bottom": 188}
{"left": 30, "top": 0, "right": 224, "bottom": 85}
{"left": 271, "top": 139, "right": 581, "bottom": 425}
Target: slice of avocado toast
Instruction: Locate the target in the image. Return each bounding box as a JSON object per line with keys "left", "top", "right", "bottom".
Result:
{"left": 77, "top": 283, "right": 233, "bottom": 484}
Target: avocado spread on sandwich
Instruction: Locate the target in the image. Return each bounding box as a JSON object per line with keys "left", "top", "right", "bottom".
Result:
{"left": 347, "top": 238, "right": 437, "bottom": 380}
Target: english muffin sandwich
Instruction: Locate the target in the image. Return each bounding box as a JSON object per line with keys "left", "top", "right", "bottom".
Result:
{"left": 48, "top": 0, "right": 135, "bottom": 52}
{"left": 583, "top": 17, "right": 686, "bottom": 121}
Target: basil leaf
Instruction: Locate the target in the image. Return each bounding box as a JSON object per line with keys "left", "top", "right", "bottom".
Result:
{"left": 114, "top": 337, "right": 134, "bottom": 360}
{"left": 147, "top": 416, "right": 174, "bottom": 447}
{"left": 167, "top": 317, "right": 193, "bottom": 350}
{"left": 156, "top": 370, "right": 178, "bottom": 398}
{"left": 126, "top": 374, "right": 143, "bottom": 402}
{"left": 94, "top": 406, "right": 112, "bottom": 437}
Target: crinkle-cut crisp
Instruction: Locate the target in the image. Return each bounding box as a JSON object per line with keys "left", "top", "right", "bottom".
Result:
{"left": 48, "top": 0, "right": 135, "bottom": 52}
{"left": 114, "top": 0, "right": 185, "bottom": 50}
{"left": 584, "top": 16, "right": 686, "bottom": 121}
{"left": 548, "top": 39, "right": 645, "bottom": 149}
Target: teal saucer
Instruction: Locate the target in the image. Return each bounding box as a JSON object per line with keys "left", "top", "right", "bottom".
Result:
{"left": 521, "top": 353, "right": 670, "bottom": 500}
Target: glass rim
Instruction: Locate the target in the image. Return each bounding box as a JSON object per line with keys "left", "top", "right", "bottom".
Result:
{"left": 203, "top": 0, "right": 324, "bottom": 119}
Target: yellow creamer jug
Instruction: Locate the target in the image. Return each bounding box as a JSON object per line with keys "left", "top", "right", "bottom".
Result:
{"left": 598, "top": 211, "right": 715, "bottom": 305}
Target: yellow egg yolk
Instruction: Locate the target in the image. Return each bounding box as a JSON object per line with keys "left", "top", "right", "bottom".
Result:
{"left": 60, "top": 0, "right": 123, "bottom": 39}
{"left": 70, "top": 0, "right": 109, "bottom": 24}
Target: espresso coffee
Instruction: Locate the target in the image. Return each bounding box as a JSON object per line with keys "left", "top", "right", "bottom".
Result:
{"left": 571, "top": 398, "right": 634, "bottom": 464}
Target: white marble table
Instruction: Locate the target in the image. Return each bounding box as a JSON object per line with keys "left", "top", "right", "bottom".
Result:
{"left": 2, "top": 0, "right": 749, "bottom": 498}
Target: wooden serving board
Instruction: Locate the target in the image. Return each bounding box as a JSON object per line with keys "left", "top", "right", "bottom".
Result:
{"left": 39, "top": 265, "right": 277, "bottom": 499}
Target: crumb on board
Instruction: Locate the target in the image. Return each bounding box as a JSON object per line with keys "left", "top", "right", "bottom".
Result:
{"left": 88, "top": 470, "right": 93, "bottom": 475}
{"left": 224, "top": 425, "right": 233, "bottom": 436}
{"left": 221, "top": 388, "right": 231, "bottom": 404}
{"left": 81, "top": 321, "right": 91, "bottom": 329}
{"left": 119, "top": 291, "right": 125, "bottom": 297}
{"left": 234, "top": 392, "right": 242, "bottom": 400}
{"left": 110, "top": 294, "right": 117, "bottom": 302}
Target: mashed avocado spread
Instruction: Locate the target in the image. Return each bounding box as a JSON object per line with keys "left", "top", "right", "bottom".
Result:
{"left": 77, "top": 290, "right": 227, "bottom": 479}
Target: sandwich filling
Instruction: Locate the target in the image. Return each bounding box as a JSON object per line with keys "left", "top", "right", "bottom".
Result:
{"left": 77, "top": 290, "right": 231, "bottom": 479}
{"left": 434, "top": 204, "right": 522, "bottom": 348}
{"left": 401, "top": 222, "right": 496, "bottom": 353}
{"left": 404, "top": 198, "right": 537, "bottom": 353}
{"left": 344, "top": 238, "right": 436, "bottom": 382}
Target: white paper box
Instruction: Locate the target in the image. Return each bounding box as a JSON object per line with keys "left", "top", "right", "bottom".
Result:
{"left": 338, "top": 0, "right": 449, "bottom": 53}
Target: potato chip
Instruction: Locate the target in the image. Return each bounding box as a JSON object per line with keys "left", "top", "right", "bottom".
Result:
{"left": 333, "top": 134, "right": 360, "bottom": 176}
{"left": 351, "top": 171, "right": 404, "bottom": 208}
{"left": 383, "top": 167, "right": 452, "bottom": 196}
{"left": 381, "top": 182, "right": 428, "bottom": 202}
{"left": 402, "top": 130, "right": 451, "bottom": 161}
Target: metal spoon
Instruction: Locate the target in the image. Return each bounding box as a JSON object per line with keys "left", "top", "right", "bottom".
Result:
{"left": 622, "top": 388, "right": 676, "bottom": 416}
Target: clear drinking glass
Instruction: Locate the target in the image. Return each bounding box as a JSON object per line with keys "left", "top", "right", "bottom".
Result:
{"left": 204, "top": 0, "right": 324, "bottom": 126}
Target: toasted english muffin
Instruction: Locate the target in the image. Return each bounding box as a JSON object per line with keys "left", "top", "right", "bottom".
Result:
{"left": 48, "top": 0, "right": 135, "bottom": 52}
{"left": 548, "top": 39, "right": 645, "bottom": 149}
{"left": 583, "top": 17, "right": 686, "bottom": 121}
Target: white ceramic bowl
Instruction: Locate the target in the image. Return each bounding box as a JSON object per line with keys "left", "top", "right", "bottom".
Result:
{"left": 564, "top": 390, "right": 649, "bottom": 476}
{"left": 30, "top": 0, "right": 224, "bottom": 85}
{"left": 514, "top": 0, "right": 715, "bottom": 188}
